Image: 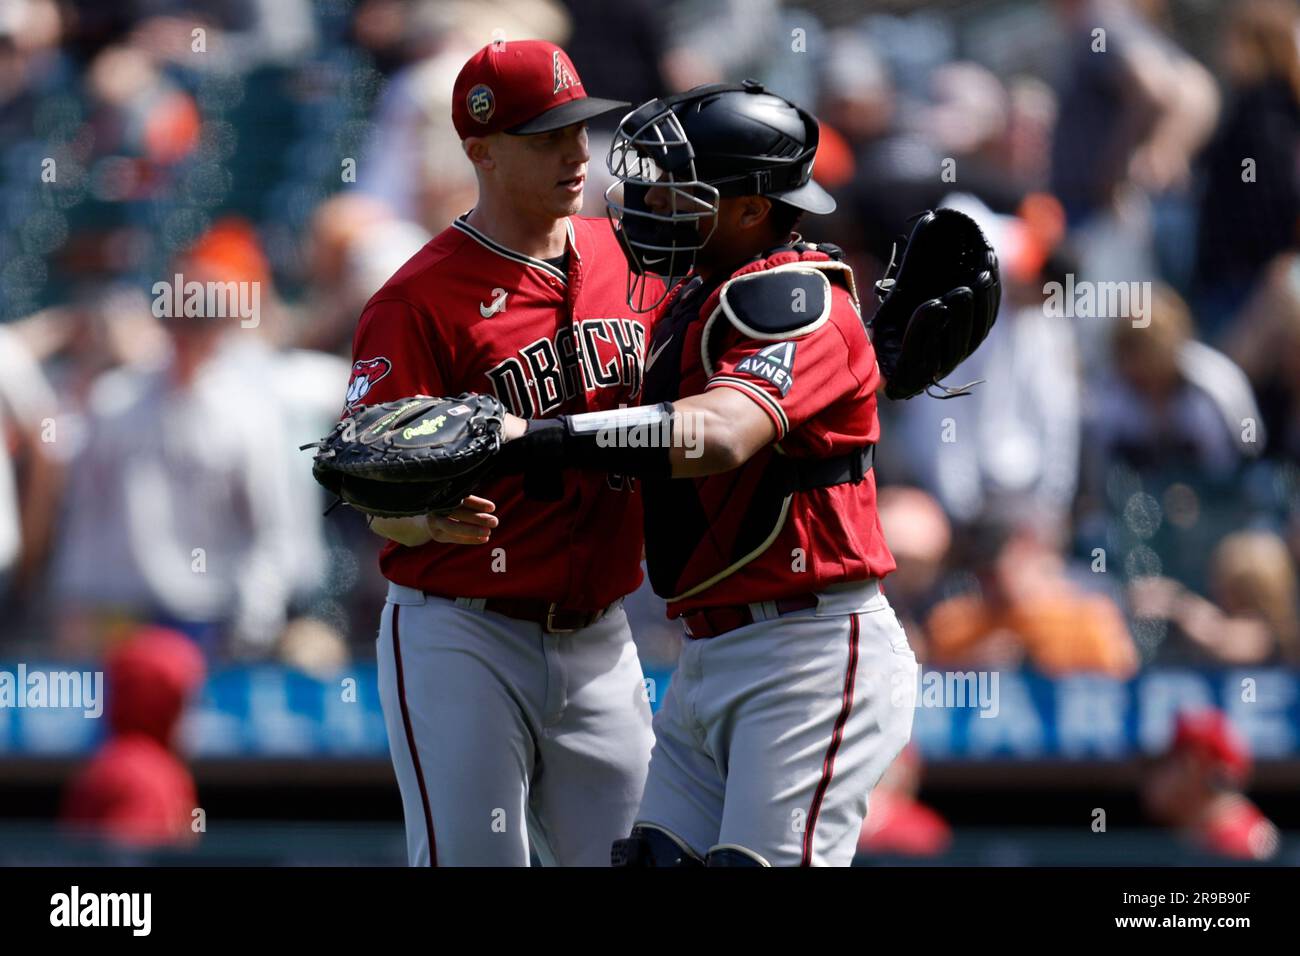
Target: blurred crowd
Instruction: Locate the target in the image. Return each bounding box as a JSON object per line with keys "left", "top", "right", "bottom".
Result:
{"left": 0, "top": 0, "right": 1298, "bottom": 694}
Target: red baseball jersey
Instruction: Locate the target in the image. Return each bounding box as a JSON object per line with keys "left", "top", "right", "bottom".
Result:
{"left": 347, "top": 214, "right": 653, "bottom": 609}
{"left": 62, "top": 735, "right": 199, "bottom": 847}
{"left": 640, "top": 245, "right": 895, "bottom": 617}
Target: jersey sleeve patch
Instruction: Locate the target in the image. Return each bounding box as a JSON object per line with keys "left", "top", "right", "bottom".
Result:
{"left": 344, "top": 356, "right": 393, "bottom": 411}
{"left": 732, "top": 341, "right": 796, "bottom": 396}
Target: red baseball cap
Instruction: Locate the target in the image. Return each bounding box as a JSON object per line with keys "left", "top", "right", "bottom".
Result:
{"left": 452, "top": 39, "right": 628, "bottom": 140}
{"left": 1171, "top": 709, "right": 1252, "bottom": 785}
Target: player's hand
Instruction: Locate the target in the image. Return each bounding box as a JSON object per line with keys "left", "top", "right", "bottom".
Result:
{"left": 426, "top": 494, "right": 499, "bottom": 545}
{"left": 502, "top": 413, "right": 528, "bottom": 442}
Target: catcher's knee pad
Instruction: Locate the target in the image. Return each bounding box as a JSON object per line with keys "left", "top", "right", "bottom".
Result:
{"left": 611, "top": 825, "right": 704, "bottom": 867}
{"left": 705, "top": 844, "right": 770, "bottom": 866}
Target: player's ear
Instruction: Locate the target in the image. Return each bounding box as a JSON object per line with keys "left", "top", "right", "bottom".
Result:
{"left": 737, "top": 195, "right": 772, "bottom": 230}
{"left": 463, "top": 136, "right": 495, "bottom": 171}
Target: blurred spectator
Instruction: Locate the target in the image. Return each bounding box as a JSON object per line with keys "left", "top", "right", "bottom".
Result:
{"left": 0, "top": 0, "right": 69, "bottom": 146}
{"left": 0, "top": 322, "right": 59, "bottom": 602}
{"left": 350, "top": 0, "right": 418, "bottom": 74}
{"left": 1050, "top": 0, "right": 1218, "bottom": 227}
{"left": 293, "top": 193, "right": 430, "bottom": 355}
{"left": 2, "top": 290, "right": 169, "bottom": 637}
{"left": 1194, "top": 0, "right": 1300, "bottom": 338}
{"left": 353, "top": 7, "right": 478, "bottom": 229}
{"left": 823, "top": 35, "right": 1025, "bottom": 273}
{"left": 1049, "top": 0, "right": 1217, "bottom": 318}
{"left": 50, "top": 226, "right": 297, "bottom": 658}
{"left": 355, "top": 2, "right": 569, "bottom": 230}
{"left": 1002, "top": 75, "right": 1058, "bottom": 191}
{"left": 1080, "top": 285, "right": 1265, "bottom": 605}
{"left": 560, "top": 0, "right": 668, "bottom": 109}
{"left": 816, "top": 29, "right": 893, "bottom": 154}
{"left": 816, "top": 28, "right": 912, "bottom": 268}
{"left": 84, "top": 42, "right": 201, "bottom": 170}
{"left": 14, "top": 288, "right": 169, "bottom": 415}
{"left": 924, "top": 62, "right": 1009, "bottom": 164}
{"left": 875, "top": 486, "right": 952, "bottom": 661}
{"left": 1225, "top": 252, "right": 1300, "bottom": 464}
{"left": 926, "top": 519, "right": 1139, "bottom": 678}
{"left": 661, "top": 0, "right": 822, "bottom": 105}
{"left": 1130, "top": 530, "right": 1300, "bottom": 665}
{"left": 860, "top": 9, "right": 956, "bottom": 103}
{"left": 1141, "top": 709, "right": 1280, "bottom": 860}
{"left": 189, "top": 219, "right": 358, "bottom": 615}
{"left": 921, "top": 62, "right": 1029, "bottom": 210}
{"left": 61, "top": 626, "right": 206, "bottom": 848}
{"left": 1085, "top": 284, "right": 1261, "bottom": 489}
{"left": 857, "top": 744, "right": 952, "bottom": 858}
{"left": 131, "top": 1, "right": 319, "bottom": 72}
{"left": 889, "top": 195, "right": 1079, "bottom": 537}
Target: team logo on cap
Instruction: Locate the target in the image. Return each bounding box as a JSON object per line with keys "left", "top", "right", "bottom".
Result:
{"left": 467, "top": 83, "right": 495, "bottom": 124}
{"left": 552, "top": 51, "right": 579, "bottom": 94}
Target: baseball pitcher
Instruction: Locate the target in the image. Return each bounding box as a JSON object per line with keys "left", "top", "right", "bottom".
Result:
{"left": 340, "top": 40, "right": 657, "bottom": 866}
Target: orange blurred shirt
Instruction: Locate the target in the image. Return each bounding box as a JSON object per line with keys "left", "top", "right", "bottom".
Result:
{"left": 926, "top": 592, "right": 1139, "bottom": 678}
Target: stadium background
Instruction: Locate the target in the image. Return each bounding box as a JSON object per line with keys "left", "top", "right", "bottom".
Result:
{"left": 0, "top": 0, "right": 1298, "bottom": 865}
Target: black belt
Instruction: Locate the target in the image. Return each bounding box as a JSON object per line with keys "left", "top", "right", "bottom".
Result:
{"left": 447, "top": 595, "right": 615, "bottom": 634}
{"left": 682, "top": 594, "right": 819, "bottom": 639}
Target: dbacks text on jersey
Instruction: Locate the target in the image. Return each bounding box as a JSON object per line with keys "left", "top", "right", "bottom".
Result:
{"left": 485, "top": 317, "right": 646, "bottom": 417}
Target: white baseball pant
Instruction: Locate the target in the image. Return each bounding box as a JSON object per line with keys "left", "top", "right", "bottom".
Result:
{"left": 634, "top": 579, "right": 919, "bottom": 866}
{"left": 376, "top": 582, "right": 655, "bottom": 866}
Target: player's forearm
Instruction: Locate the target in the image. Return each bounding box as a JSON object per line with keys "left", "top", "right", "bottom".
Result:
{"left": 670, "top": 392, "right": 776, "bottom": 476}
{"left": 369, "top": 514, "right": 434, "bottom": 547}
{"left": 667, "top": 411, "right": 740, "bottom": 477}
{"left": 368, "top": 496, "right": 498, "bottom": 547}
{"left": 500, "top": 391, "right": 775, "bottom": 480}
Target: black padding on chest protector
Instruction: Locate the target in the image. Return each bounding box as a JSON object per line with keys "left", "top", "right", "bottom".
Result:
{"left": 723, "top": 269, "right": 827, "bottom": 336}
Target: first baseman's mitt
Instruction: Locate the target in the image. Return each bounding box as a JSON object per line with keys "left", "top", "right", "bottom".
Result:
{"left": 304, "top": 394, "right": 505, "bottom": 517}
{"left": 868, "top": 208, "right": 1001, "bottom": 401}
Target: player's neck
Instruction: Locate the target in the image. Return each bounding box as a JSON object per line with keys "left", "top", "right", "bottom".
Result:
{"left": 695, "top": 245, "right": 768, "bottom": 284}
{"left": 465, "top": 200, "right": 569, "bottom": 261}
{"left": 694, "top": 229, "right": 784, "bottom": 283}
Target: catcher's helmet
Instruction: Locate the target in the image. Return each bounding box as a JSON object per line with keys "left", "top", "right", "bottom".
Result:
{"left": 605, "top": 80, "right": 835, "bottom": 311}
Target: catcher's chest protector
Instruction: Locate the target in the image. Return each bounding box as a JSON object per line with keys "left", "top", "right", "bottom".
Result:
{"left": 698, "top": 246, "right": 862, "bottom": 373}
{"left": 640, "top": 246, "right": 870, "bottom": 604}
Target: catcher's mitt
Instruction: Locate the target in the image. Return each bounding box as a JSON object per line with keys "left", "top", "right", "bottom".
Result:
{"left": 304, "top": 394, "right": 505, "bottom": 517}
{"left": 868, "top": 208, "right": 1001, "bottom": 401}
